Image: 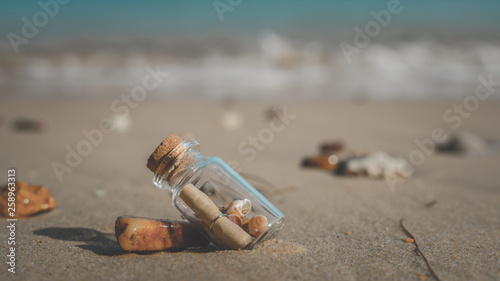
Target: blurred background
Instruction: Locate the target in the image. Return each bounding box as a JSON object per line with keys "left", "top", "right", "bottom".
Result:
{"left": 2, "top": 3, "right": 500, "bottom": 281}
{"left": 1, "top": 0, "right": 500, "bottom": 102}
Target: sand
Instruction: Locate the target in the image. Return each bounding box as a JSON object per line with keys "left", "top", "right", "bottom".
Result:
{"left": 0, "top": 101, "right": 499, "bottom": 280}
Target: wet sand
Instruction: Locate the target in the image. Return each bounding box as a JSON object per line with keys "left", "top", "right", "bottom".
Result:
{"left": 0, "top": 101, "right": 499, "bottom": 280}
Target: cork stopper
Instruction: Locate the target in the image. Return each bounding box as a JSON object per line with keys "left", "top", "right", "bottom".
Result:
{"left": 147, "top": 134, "right": 198, "bottom": 185}
{"left": 147, "top": 134, "right": 183, "bottom": 173}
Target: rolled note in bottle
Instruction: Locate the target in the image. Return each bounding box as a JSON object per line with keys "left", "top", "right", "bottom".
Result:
{"left": 179, "top": 184, "right": 252, "bottom": 249}
{"left": 147, "top": 135, "right": 284, "bottom": 250}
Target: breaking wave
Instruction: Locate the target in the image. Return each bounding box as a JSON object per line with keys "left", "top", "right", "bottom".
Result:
{"left": 1, "top": 32, "right": 499, "bottom": 101}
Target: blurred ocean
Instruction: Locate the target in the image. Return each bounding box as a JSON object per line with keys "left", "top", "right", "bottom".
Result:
{"left": 1, "top": 0, "right": 499, "bottom": 101}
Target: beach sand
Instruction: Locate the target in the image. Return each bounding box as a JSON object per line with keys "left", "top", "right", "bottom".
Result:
{"left": 0, "top": 101, "right": 499, "bottom": 280}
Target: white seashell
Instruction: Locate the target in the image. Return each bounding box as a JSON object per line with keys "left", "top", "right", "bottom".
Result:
{"left": 225, "top": 199, "right": 251, "bottom": 218}
{"left": 346, "top": 151, "right": 413, "bottom": 179}
{"left": 227, "top": 214, "right": 242, "bottom": 227}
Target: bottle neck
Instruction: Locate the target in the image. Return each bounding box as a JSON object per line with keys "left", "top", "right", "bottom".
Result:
{"left": 152, "top": 139, "right": 203, "bottom": 193}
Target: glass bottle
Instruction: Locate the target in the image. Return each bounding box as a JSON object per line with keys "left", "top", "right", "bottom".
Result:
{"left": 149, "top": 136, "right": 285, "bottom": 250}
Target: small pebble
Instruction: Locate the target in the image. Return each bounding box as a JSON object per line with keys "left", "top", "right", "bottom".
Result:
{"left": 0, "top": 182, "right": 56, "bottom": 218}
{"left": 11, "top": 118, "right": 45, "bottom": 132}
{"left": 95, "top": 189, "right": 107, "bottom": 198}
{"left": 115, "top": 216, "right": 209, "bottom": 252}
{"left": 320, "top": 141, "right": 344, "bottom": 155}
{"left": 437, "top": 131, "right": 491, "bottom": 155}
{"left": 266, "top": 106, "right": 283, "bottom": 122}
{"left": 111, "top": 113, "right": 131, "bottom": 133}
{"left": 221, "top": 111, "right": 244, "bottom": 131}
{"left": 302, "top": 154, "right": 339, "bottom": 170}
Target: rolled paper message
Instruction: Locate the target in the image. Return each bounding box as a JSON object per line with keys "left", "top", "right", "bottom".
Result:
{"left": 179, "top": 184, "right": 253, "bottom": 250}
{"left": 115, "top": 215, "right": 209, "bottom": 251}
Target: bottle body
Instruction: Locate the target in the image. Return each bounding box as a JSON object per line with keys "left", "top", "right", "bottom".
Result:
{"left": 153, "top": 139, "right": 284, "bottom": 250}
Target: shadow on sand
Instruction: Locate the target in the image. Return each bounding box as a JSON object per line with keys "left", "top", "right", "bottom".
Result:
{"left": 34, "top": 227, "right": 126, "bottom": 257}
{"left": 33, "top": 227, "right": 218, "bottom": 256}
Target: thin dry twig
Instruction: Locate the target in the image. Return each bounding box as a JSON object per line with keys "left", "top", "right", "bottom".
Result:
{"left": 399, "top": 218, "right": 441, "bottom": 281}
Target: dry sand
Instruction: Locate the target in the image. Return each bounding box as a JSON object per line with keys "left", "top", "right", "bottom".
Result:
{"left": 0, "top": 101, "right": 499, "bottom": 281}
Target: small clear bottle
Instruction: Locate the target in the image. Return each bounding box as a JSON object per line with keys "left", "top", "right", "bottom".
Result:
{"left": 148, "top": 135, "right": 285, "bottom": 250}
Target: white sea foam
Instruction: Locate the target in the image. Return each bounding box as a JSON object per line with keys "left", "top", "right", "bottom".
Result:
{"left": 1, "top": 34, "right": 499, "bottom": 101}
